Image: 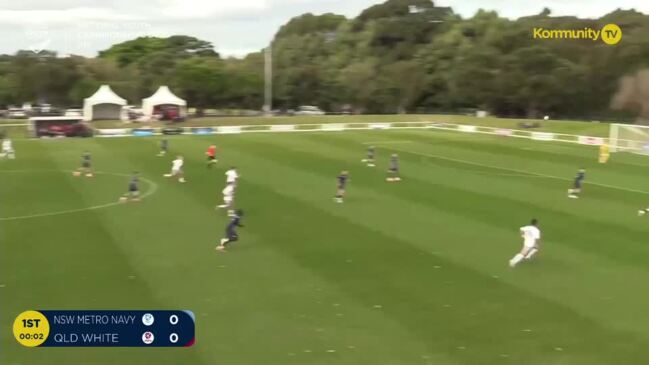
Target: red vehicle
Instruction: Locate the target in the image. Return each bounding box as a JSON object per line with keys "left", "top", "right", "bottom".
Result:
{"left": 37, "top": 123, "right": 92, "bottom": 137}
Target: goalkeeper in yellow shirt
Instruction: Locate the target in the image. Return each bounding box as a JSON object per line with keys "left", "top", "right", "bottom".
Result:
{"left": 599, "top": 143, "right": 610, "bottom": 163}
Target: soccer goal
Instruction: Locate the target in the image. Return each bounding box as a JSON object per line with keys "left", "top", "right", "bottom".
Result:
{"left": 609, "top": 123, "right": 649, "bottom": 154}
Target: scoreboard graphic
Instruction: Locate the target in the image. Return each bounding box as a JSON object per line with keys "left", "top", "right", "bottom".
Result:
{"left": 13, "top": 310, "right": 195, "bottom": 347}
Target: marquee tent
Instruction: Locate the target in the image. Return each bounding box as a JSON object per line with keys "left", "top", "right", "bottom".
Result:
{"left": 142, "top": 86, "right": 186, "bottom": 117}
{"left": 82, "top": 85, "right": 127, "bottom": 121}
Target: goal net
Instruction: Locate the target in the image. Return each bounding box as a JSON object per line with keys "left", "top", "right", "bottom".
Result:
{"left": 609, "top": 123, "right": 649, "bottom": 154}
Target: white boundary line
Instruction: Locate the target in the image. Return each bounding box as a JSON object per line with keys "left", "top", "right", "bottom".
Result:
{"left": 471, "top": 172, "right": 548, "bottom": 178}
{"left": 0, "top": 170, "right": 158, "bottom": 221}
{"left": 385, "top": 146, "right": 649, "bottom": 195}
{"left": 12, "top": 121, "right": 609, "bottom": 147}
{"left": 362, "top": 140, "right": 414, "bottom": 145}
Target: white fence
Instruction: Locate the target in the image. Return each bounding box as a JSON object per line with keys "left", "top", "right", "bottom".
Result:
{"left": 93, "top": 121, "right": 606, "bottom": 146}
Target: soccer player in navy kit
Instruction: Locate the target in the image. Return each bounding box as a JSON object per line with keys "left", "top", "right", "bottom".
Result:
{"left": 216, "top": 209, "right": 244, "bottom": 251}
{"left": 120, "top": 172, "right": 140, "bottom": 202}
{"left": 158, "top": 139, "right": 168, "bottom": 156}
{"left": 568, "top": 168, "right": 585, "bottom": 198}
{"left": 74, "top": 151, "right": 93, "bottom": 177}
{"left": 386, "top": 153, "right": 401, "bottom": 182}
{"left": 334, "top": 170, "right": 349, "bottom": 203}
{"left": 362, "top": 146, "right": 376, "bottom": 167}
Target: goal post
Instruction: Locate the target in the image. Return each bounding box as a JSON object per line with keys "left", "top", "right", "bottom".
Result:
{"left": 609, "top": 123, "right": 649, "bottom": 154}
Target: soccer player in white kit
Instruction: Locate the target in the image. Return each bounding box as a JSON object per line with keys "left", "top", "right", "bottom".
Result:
{"left": 218, "top": 184, "right": 235, "bottom": 210}
{"left": 509, "top": 219, "right": 541, "bottom": 267}
{"left": 164, "top": 155, "right": 186, "bottom": 182}
{"left": 225, "top": 167, "right": 239, "bottom": 186}
{"left": 1, "top": 138, "right": 15, "bottom": 159}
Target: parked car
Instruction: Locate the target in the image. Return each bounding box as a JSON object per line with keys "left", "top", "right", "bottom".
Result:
{"left": 64, "top": 109, "right": 83, "bottom": 117}
{"left": 38, "top": 123, "right": 92, "bottom": 137}
{"left": 33, "top": 103, "right": 52, "bottom": 114}
{"left": 294, "top": 105, "right": 325, "bottom": 116}
{"left": 7, "top": 108, "right": 27, "bottom": 119}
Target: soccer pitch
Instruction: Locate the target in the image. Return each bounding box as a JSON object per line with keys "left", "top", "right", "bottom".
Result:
{"left": 3, "top": 128, "right": 649, "bottom": 364}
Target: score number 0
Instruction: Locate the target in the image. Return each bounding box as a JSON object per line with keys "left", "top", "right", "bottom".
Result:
{"left": 169, "top": 314, "right": 179, "bottom": 344}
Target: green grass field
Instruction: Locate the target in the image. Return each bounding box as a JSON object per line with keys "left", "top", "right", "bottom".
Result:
{"left": 3, "top": 128, "right": 649, "bottom": 364}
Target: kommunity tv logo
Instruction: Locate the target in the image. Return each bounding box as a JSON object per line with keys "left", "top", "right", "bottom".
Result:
{"left": 532, "top": 24, "right": 622, "bottom": 45}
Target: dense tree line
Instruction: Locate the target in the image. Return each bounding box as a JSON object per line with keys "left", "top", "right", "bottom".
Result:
{"left": 0, "top": 36, "right": 263, "bottom": 113}
{"left": 270, "top": 0, "right": 649, "bottom": 119}
{"left": 1, "top": 0, "right": 649, "bottom": 120}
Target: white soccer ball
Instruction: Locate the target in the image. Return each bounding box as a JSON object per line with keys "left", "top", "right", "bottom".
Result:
{"left": 543, "top": 115, "right": 549, "bottom": 120}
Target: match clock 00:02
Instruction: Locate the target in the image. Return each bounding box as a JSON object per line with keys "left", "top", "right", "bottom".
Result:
{"left": 13, "top": 310, "right": 50, "bottom": 347}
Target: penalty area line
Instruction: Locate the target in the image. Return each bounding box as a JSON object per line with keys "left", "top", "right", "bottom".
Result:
{"left": 0, "top": 170, "right": 158, "bottom": 221}
{"left": 388, "top": 147, "right": 649, "bottom": 195}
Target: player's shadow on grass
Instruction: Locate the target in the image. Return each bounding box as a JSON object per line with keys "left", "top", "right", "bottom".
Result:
{"left": 519, "top": 256, "right": 569, "bottom": 271}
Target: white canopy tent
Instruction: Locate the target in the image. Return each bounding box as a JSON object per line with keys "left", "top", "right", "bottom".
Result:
{"left": 142, "top": 86, "right": 187, "bottom": 117}
{"left": 83, "top": 85, "right": 127, "bottom": 121}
